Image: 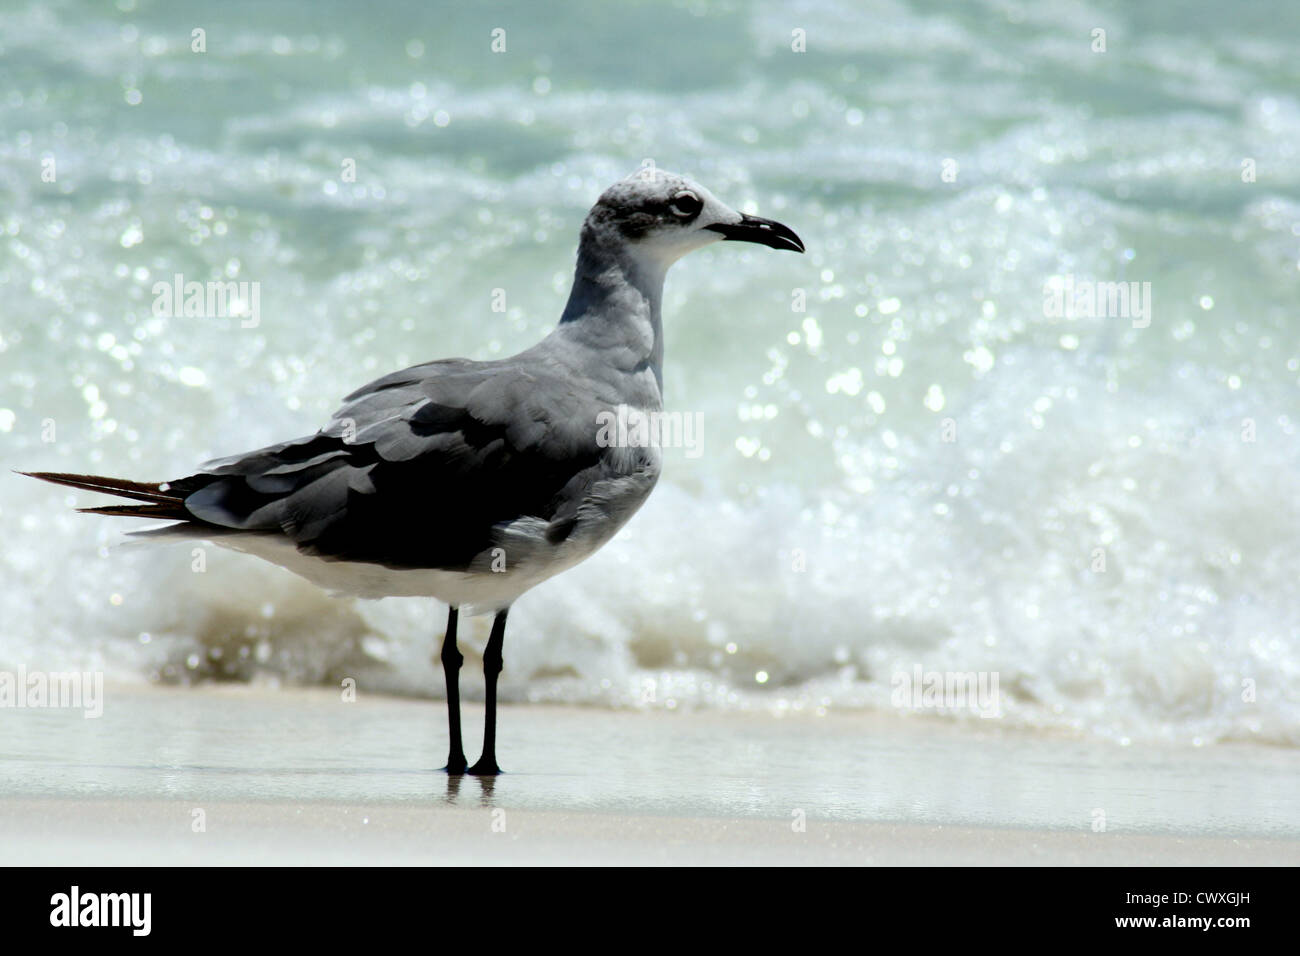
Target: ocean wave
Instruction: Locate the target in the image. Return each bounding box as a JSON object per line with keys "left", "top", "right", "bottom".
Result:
{"left": 2, "top": 0, "right": 1298, "bottom": 746}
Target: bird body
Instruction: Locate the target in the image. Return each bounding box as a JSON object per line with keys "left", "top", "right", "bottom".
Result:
{"left": 24, "top": 169, "right": 804, "bottom": 772}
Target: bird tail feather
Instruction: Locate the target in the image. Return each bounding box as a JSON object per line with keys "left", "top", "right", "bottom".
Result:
{"left": 17, "top": 470, "right": 192, "bottom": 520}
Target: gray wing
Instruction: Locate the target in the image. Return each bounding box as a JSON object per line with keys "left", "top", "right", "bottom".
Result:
{"left": 170, "top": 356, "right": 616, "bottom": 570}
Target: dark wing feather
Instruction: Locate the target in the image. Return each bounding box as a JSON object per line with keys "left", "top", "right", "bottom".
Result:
{"left": 178, "top": 358, "right": 608, "bottom": 570}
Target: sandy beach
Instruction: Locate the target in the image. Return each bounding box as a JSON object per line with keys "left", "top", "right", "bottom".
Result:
{"left": 2, "top": 684, "right": 1296, "bottom": 865}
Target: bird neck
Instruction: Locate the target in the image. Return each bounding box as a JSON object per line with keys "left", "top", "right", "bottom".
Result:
{"left": 557, "top": 235, "right": 666, "bottom": 395}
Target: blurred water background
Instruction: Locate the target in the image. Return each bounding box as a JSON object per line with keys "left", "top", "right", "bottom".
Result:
{"left": 2, "top": 0, "right": 1299, "bottom": 745}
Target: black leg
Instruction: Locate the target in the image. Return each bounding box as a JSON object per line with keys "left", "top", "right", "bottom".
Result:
{"left": 468, "top": 608, "right": 508, "bottom": 776}
{"left": 440, "top": 605, "right": 467, "bottom": 774}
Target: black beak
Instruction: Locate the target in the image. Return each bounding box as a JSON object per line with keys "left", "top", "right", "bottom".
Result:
{"left": 705, "top": 214, "right": 805, "bottom": 253}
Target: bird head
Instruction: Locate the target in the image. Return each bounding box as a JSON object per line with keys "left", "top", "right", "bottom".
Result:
{"left": 582, "top": 168, "right": 805, "bottom": 272}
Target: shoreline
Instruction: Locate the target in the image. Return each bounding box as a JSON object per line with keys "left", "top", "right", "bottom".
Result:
{"left": 1, "top": 683, "right": 1297, "bottom": 864}
{"left": 4, "top": 796, "right": 1297, "bottom": 866}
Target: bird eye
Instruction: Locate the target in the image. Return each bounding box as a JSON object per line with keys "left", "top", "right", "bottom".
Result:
{"left": 668, "top": 193, "right": 702, "bottom": 218}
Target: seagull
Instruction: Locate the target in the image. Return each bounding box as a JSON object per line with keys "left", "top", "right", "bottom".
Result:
{"left": 21, "top": 169, "right": 805, "bottom": 774}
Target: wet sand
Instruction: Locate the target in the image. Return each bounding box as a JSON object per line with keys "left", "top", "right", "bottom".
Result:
{"left": 2, "top": 684, "right": 1297, "bottom": 865}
